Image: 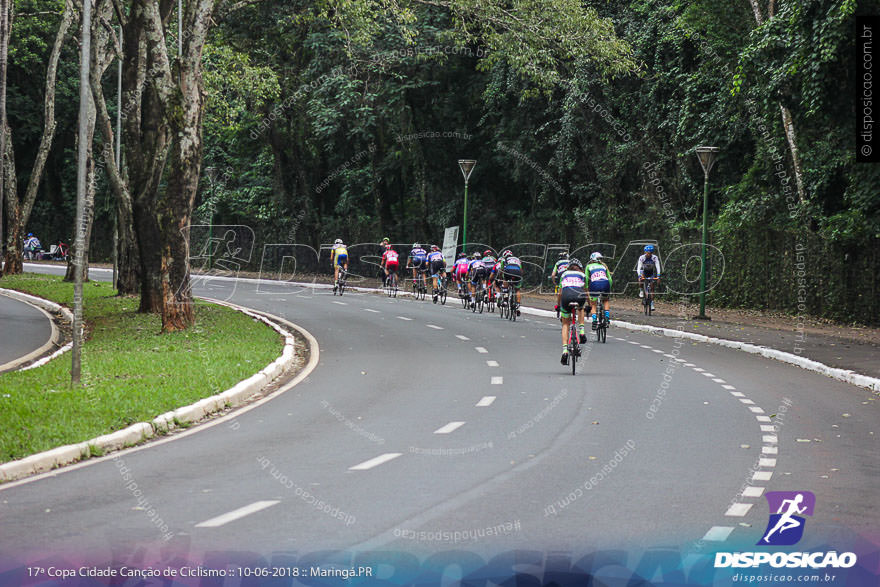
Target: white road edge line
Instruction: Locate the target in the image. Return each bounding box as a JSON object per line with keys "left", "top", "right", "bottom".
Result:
{"left": 195, "top": 500, "right": 280, "bottom": 528}
{"left": 349, "top": 453, "right": 403, "bottom": 471}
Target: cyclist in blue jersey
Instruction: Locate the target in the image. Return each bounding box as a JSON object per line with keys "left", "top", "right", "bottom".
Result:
{"left": 427, "top": 245, "right": 447, "bottom": 299}
{"left": 467, "top": 252, "right": 487, "bottom": 308}
{"left": 551, "top": 252, "right": 571, "bottom": 315}
{"left": 407, "top": 243, "right": 428, "bottom": 286}
{"left": 586, "top": 252, "right": 612, "bottom": 327}
{"left": 557, "top": 258, "right": 588, "bottom": 365}
{"left": 482, "top": 249, "right": 498, "bottom": 304}
{"left": 500, "top": 250, "right": 523, "bottom": 316}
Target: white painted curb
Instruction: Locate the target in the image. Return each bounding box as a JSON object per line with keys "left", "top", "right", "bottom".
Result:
{"left": 0, "top": 298, "right": 301, "bottom": 483}
{"left": 517, "top": 306, "right": 880, "bottom": 393}
{"left": 0, "top": 288, "right": 73, "bottom": 371}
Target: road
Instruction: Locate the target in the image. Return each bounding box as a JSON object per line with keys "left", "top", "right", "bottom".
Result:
{"left": 0, "top": 293, "right": 54, "bottom": 373}
{"left": 1, "top": 266, "right": 878, "bottom": 580}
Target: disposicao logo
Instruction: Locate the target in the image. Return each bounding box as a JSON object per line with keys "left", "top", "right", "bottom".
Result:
{"left": 758, "top": 491, "right": 815, "bottom": 546}
{"left": 714, "top": 490, "right": 858, "bottom": 570}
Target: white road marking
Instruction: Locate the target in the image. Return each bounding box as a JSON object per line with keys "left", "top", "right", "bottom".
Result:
{"left": 762, "top": 446, "right": 779, "bottom": 455}
{"left": 692, "top": 367, "right": 705, "bottom": 372}
{"left": 749, "top": 406, "right": 765, "bottom": 413}
{"left": 702, "top": 526, "right": 735, "bottom": 541}
{"left": 333, "top": 301, "right": 347, "bottom": 305}
{"left": 363, "top": 308, "right": 380, "bottom": 313}
{"left": 491, "top": 376, "right": 503, "bottom": 385}
{"left": 486, "top": 360, "right": 500, "bottom": 367}
{"left": 712, "top": 378, "right": 727, "bottom": 383}
{"left": 753, "top": 471, "right": 773, "bottom": 482}
{"left": 760, "top": 425, "right": 777, "bottom": 432}
{"left": 730, "top": 392, "right": 745, "bottom": 397}
{"left": 763, "top": 435, "right": 778, "bottom": 443}
{"left": 756, "top": 415, "right": 772, "bottom": 423}
{"left": 397, "top": 316, "right": 413, "bottom": 321}
{"left": 722, "top": 384, "right": 737, "bottom": 390}
{"left": 475, "top": 347, "right": 488, "bottom": 353}
{"left": 652, "top": 349, "right": 664, "bottom": 354}
{"left": 456, "top": 335, "right": 470, "bottom": 341}
{"left": 349, "top": 453, "right": 403, "bottom": 471}
{"left": 684, "top": 363, "right": 696, "bottom": 367}
{"left": 628, "top": 341, "right": 640, "bottom": 345}
{"left": 674, "top": 358, "right": 687, "bottom": 362}
{"left": 725, "top": 503, "right": 753, "bottom": 517}
{"left": 434, "top": 421, "right": 466, "bottom": 434}
{"left": 742, "top": 486, "right": 765, "bottom": 498}
{"left": 476, "top": 396, "right": 496, "bottom": 407}
{"left": 701, "top": 372, "right": 716, "bottom": 377}
{"left": 640, "top": 345, "right": 652, "bottom": 349}
{"left": 426, "top": 324, "right": 444, "bottom": 330}
{"left": 759, "top": 458, "right": 777, "bottom": 468}
{"left": 739, "top": 399, "right": 756, "bottom": 405}
{"left": 195, "top": 500, "right": 280, "bottom": 528}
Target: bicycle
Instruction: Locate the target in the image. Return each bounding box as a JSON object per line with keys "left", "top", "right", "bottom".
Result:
{"left": 498, "top": 285, "right": 510, "bottom": 319}
{"left": 438, "top": 274, "right": 448, "bottom": 305}
{"left": 508, "top": 286, "right": 519, "bottom": 322}
{"left": 642, "top": 277, "right": 657, "bottom": 315}
{"left": 385, "top": 271, "right": 398, "bottom": 298}
{"left": 472, "top": 282, "right": 485, "bottom": 313}
{"left": 592, "top": 292, "right": 609, "bottom": 343}
{"left": 333, "top": 267, "right": 347, "bottom": 296}
{"left": 565, "top": 301, "right": 582, "bottom": 375}
{"left": 458, "top": 281, "right": 470, "bottom": 308}
{"left": 486, "top": 282, "right": 496, "bottom": 313}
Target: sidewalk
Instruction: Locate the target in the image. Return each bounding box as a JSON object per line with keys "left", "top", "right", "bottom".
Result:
{"left": 522, "top": 292, "right": 880, "bottom": 380}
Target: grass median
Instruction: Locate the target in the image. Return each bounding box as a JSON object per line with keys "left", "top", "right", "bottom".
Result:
{"left": 0, "top": 273, "right": 282, "bottom": 463}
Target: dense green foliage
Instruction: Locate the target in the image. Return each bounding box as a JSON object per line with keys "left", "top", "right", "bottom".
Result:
{"left": 8, "top": 0, "right": 879, "bottom": 323}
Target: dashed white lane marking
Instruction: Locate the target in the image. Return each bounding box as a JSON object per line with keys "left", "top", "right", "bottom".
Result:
{"left": 195, "top": 500, "right": 280, "bottom": 528}
{"left": 652, "top": 349, "right": 664, "bottom": 354}
{"left": 712, "top": 378, "right": 727, "bottom": 383}
{"left": 397, "top": 316, "right": 413, "bottom": 321}
{"left": 684, "top": 363, "right": 696, "bottom": 367}
{"left": 762, "top": 446, "right": 779, "bottom": 455}
{"left": 756, "top": 415, "right": 772, "bottom": 423}
{"left": 759, "top": 458, "right": 777, "bottom": 467}
{"left": 701, "top": 372, "right": 716, "bottom": 377}
{"left": 349, "top": 453, "right": 403, "bottom": 471}
{"left": 476, "top": 396, "right": 496, "bottom": 407}
{"left": 722, "top": 384, "right": 737, "bottom": 390}
{"left": 763, "top": 435, "right": 778, "bottom": 443}
{"left": 742, "top": 486, "right": 765, "bottom": 498}
{"left": 628, "top": 341, "right": 640, "bottom": 345}
{"left": 673, "top": 358, "right": 687, "bottom": 362}
{"left": 760, "top": 425, "right": 777, "bottom": 432}
{"left": 663, "top": 354, "right": 676, "bottom": 358}
{"left": 640, "top": 345, "right": 652, "bottom": 349}
{"left": 426, "top": 324, "right": 444, "bottom": 330}
{"left": 725, "top": 503, "right": 754, "bottom": 517}
{"left": 491, "top": 376, "right": 503, "bottom": 385}
{"left": 692, "top": 367, "right": 705, "bottom": 372}
{"left": 749, "top": 406, "right": 765, "bottom": 413}
{"left": 753, "top": 471, "right": 773, "bottom": 482}
{"left": 434, "top": 421, "right": 466, "bottom": 434}
{"left": 703, "top": 526, "right": 735, "bottom": 541}
{"left": 730, "top": 391, "right": 745, "bottom": 397}
{"left": 333, "top": 301, "right": 347, "bottom": 305}
{"left": 475, "top": 347, "right": 488, "bottom": 353}
{"left": 739, "top": 399, "right": 756, "bottom": 405}
{"left": 363, "top": 308, "right": 380, "bottom": 313}
{"left": 456, "top": 335, "right": 470, "bottom": 340}
{"left": 486, "top": 360, "right": 499, "bottom": 367}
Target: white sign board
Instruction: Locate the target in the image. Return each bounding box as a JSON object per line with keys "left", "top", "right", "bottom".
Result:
{"left": 442, "top": 226, "right": 459, "bottom": 267}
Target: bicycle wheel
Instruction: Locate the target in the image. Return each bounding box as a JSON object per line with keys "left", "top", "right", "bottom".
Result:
{"left": 570, "top": 331, "right": 578, "bottom": 376}
{"left": 440, "top": 279, "right": 448, "bottom": 305}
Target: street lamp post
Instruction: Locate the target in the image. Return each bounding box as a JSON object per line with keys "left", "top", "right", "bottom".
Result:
{"left": 695, "top": 146, "right": 719, "bottom": 320}
{"left": 458, "top": 159, "right": 476, "bottom": 252}
{"left": 204, "top": 166, "right": 217, "bottom": 270}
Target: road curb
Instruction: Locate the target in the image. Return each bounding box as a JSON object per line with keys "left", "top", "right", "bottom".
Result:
{"left": 0, "top": 298, "right": 303, "bottom": 484}
{"left": 517, "top": 305, "right": 880, "bottom": 393}
{"left": 0, "top": 288, "right": 72, "bottom": 372}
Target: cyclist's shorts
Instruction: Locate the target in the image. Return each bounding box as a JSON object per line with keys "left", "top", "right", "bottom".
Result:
{"left": 385, "top": 261, "right": 398, "bottom": 273}
{"left": 454, "top": 266, "right": 468, "bottom": 280}
{"left": 588, "top": 279, "right": 610, "bottom": 297}
{"left": 503, "top": 267, "right": 523, "bottom": 289}
{"left": 411, "top": 257, "right": 426, "bottom": 269}
{"left": 470, "top": 267, "right": 487, "bottom": 284}
{"left": 560, "top": 288, "right": 587, "bottom": 318}
{"left": 335, "top": 254, "right": 348, "bottom": 266}
{"left": 430, "top": 260, "right": 445, "bottom": 277}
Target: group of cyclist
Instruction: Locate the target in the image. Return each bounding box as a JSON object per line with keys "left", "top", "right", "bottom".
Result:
{"left": 331, "top": 238, "right": 662, "bottom": 366}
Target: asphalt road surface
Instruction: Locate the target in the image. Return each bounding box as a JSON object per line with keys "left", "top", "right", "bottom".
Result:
{"left": 0, "top": 293, "right": 53, "bottom": 372}
{"left": 1, "top": 266, "right": 877, "bottom": 578}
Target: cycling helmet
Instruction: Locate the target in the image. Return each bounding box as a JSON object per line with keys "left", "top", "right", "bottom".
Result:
{"left": 334, "top": 238, "right": 343, "bottom": 245}
{"left": 484, "top": 249, "right": 493, "bottom": 257}
{"left": 502, "top": 250, "right": 513, "bottom": 258}
{"left": 568, "top": 258, "right": 583, "bottom": 269}
{"left": 457, "top": 251, "right": 466, "bottom": 259}
{"left": 644, "top": 245, "right": 655, "bottom": 253}
{"left": 413, "top": 243, "right": 420, "bottom": 249}
{"left": 431, "top": 244, "right": 440, "bottom": 251}
{"left": 381, "top": 236, "right": 390, "bottom": 243}
{"left": 472, "top": 252, "right": 481, "bottom": 259}
{"left": 590, "top": 252, "right": 603, "bottom": 261}
{"left": 28, "top": 233, "right": 33, "bottom": 237}
{"left": 558, "top": 251, "right": 568, "bottom": 259}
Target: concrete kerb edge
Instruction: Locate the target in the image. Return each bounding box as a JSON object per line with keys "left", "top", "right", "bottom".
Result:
{"left": 0, "top": 288, "right": 73, "bottom": 372}
{"left": 518, "top": 305, "right": 880, "bottom": 393}
{"left": 0, "top": 298, "right": 301, "bottom": 484}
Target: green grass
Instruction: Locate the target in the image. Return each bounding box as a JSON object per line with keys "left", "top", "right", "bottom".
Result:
{"left": 0, "top": 274, "right": 282, "bottom": 462}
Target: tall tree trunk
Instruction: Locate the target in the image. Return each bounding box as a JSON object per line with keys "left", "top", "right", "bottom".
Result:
{"left": 1, "top": 119, "right": 19, "bottom": 274}
{"left": 0, "top": 0, "right": 8, "bottom": 262}
{"left": 747, "top": 0, "right": 807, "bottom": 206}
